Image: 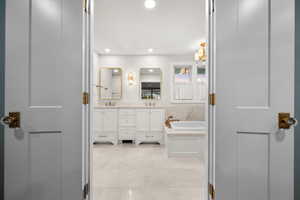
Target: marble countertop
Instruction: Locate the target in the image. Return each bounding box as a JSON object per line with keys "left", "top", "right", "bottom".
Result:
{"left": 94, "top": 105, "right": 166, "bottom": 109}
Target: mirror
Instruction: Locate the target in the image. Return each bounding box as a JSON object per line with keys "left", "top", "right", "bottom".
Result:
{"left": 98, "top": 68, "right": 122, "bottom": 100}
{"left": 140, "top": 68, "right": 162, "bottom": 100}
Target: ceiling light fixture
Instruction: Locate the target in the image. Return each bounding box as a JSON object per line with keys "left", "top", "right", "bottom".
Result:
{"left": 148, "top": 48, "right": 153, "bottom": 53}
{"left": 104, "top": 48, "right": 111, "bottom": 53}
{"left": 148, "top": 69, "right": 154, "bottom": 72}
{"left": 113, "top": 69, "right": 119, "bottom": 73}
{"left": 144, "top": 0, "right": 156, "bottom": 9}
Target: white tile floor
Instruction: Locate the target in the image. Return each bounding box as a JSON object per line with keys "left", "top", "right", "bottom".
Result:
{"left": 92, "top": 143, "right": 207, "bottom": 200}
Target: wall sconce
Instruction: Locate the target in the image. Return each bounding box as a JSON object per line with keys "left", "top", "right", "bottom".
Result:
{"left": 194, "top": 42, "right": 207, "bottom": 62}
{"left": 128, "top": 72, "right": 135, "bottom": 86}
{"left": 199, "top": 42, "right": 207, "bottom": 62}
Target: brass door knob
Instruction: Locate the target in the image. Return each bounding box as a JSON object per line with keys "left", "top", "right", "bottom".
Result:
{"left": 1, "top": 112, "right": 20, "bottom": 128}
{"left": 278, "top": 113, "right": 297, "bottom": 129}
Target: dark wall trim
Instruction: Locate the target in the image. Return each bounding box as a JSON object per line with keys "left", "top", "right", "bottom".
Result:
{"left": 0, "top": 0, "right": 4, "bottom": 199}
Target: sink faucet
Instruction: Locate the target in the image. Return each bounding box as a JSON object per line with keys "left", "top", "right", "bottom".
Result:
{"left": 105, "top": 101, "right": 114, "bottom": 106}
{"left": 165, "top": 115, "right": 180, "bottom": 128}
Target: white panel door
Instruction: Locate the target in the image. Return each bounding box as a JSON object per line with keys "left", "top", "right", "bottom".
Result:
{"left": 102, "top": 110, "right": 118, "bottom": 132}
{"left": 4, "top": 1, "right": 84, "bottom": 200}
{"left": 150, "top": 109, "right": 164, "bottom": 132}
{"left": 136, "top": 109, "right": 150, "bottom": 132}
{"left": 214, "top": 0, "right": 294, "bottom": 200}
{"left": 94, "top": 110, "right": 104, "bottom": 137}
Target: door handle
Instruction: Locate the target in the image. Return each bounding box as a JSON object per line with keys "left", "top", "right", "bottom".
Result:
{"left": 278, "top": 113, "right": 297, "bottom": 129}
{"left": 1, "top": 112, "right": 20, "bottom": 128}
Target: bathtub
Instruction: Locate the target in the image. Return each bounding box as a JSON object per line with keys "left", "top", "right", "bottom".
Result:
{"left": 170, "top": 121, "right": 207, "bottom": 132}
{"left": 164, "top": 121, "right": 207, "bottom": 158}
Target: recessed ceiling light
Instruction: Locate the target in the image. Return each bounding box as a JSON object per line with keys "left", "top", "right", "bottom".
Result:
{"left": 148, "top": 69, "right": 154, "bottom": 72}
{"left": 148, "top": 48, "right": 153, "bottom": 53}
{"left": 104, "top": 48, "right": 111, "bottom": 53}
{"left": 113, "top": 69, "right": 119, "bottom": 73}
{"left": 144, "top": 0, "right": 156, "bottom": 9}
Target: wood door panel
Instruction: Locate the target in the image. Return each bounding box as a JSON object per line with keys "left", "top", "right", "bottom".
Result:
{"left": 234, "top": 0, "right": 270, "bottom": 108}
{"left": 103, "top": 110, "right": 118, "bottom": 132}
{"left": 237, "top": 133, "right": 269, "bottom": 200}
{"left": 30, "top": 0, "right": 63, "bottom": 107}
{"left": 150, "top": 109, "right": 164, "bottom": 132}
{"left": 5, "top": 0, "right": 83, "bottom": 199}
{"left": 136, "top": 109, "right": 150, "bottom": 132}
{"left": 215, "top": 0, "right": 294, "bottom": 199}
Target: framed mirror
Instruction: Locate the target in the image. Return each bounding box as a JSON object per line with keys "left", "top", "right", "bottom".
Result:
{"left": 98, "top": 67, "right": 122, "bottom": 100}
{"left": 139, "top": 68, "right": 162, "bottom": 100}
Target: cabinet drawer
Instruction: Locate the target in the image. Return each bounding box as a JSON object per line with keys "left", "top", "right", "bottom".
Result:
{"left": 119, "top": 110, "right": 136, "bottom": 116}
{"left": 119, "top": 128, "right": 135, "bottom": 134}
{"left": 145, "top": 134, "right": 161, "bottom": 141}
{"left": 119, "top": 117, "right": 136, "bottom": 126}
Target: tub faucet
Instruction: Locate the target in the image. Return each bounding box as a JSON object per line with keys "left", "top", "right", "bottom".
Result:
{"left": 165, "top": 116, "right": 179, "bottom": 128}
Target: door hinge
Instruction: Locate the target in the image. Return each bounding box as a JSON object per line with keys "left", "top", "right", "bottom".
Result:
{"left": 209, "top": 93, "right": 216, "bottom": 105}
{"left": 83, "top": 92, "right": 90, "bottom": 105}
{"left": 208, "top": 183, "right": 215, "bottom": 200}
{"left": 83, "top": 183, "right": 89, "bottom": 199}
{"left": 209, "top": 0, "right": 215, "bottom": 15}
{"left": 83, "top": 0, "right": 89, "bottom": 13}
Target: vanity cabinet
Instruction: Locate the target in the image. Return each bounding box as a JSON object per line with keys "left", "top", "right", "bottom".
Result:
{"left": 93, "top": 109, "right": 118, "bottom": 145}
{"left": 136, "top": 109, "right": 165, "bottom": 145}
{"left": 93, "top": 108, "right": 165, "bottom": 145}
{"left": 118, "top": 109, "right": 136, "bottom": 141}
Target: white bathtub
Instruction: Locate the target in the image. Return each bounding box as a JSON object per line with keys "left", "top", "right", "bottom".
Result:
{"left": 165, "top": 121, "right": 207, "bottom": 158}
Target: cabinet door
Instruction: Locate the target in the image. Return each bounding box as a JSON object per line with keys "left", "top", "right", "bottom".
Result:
{"left": 102, "top": 109, "right": 118, "bottom": 132}
{"left": 136, "top": 109, "right": 150, "bottom": 132}
{"left": 94, "top": 110, "right": 104, "bottom": 136}
{"left": 150, "top": 109, "right": 165, "bottom": 132}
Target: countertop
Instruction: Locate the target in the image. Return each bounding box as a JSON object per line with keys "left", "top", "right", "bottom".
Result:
{"left": 94, "top": 105, "right": 166, "bottom": 109}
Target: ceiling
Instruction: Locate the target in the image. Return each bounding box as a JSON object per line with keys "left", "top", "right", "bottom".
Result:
{"left": 94, "top": 0, "right": 207, "bottom": 56}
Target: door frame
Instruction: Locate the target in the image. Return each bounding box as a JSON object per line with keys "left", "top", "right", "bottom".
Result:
{"left": 207, "top": 0, "right": 216, "bottom": 198}
{"left": 0, "top": 0, "right": 5, "bottom": 199}
{"left": 296, "top": 1, "right": 300, "bottom": 198}
{"left": 83, "top": 0, "right": 94, "bottom": 199}
{"left": 85, "top": 1, "right": 215, "bottom": 200}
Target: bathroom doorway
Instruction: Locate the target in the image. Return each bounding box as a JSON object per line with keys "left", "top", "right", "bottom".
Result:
{"left": 88, "top": 0, "right": 213, "bottom": 199}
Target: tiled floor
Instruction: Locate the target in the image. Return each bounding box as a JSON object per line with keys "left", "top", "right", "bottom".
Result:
{"left": 92, "top": 143, "right": 207, "bottom": 200}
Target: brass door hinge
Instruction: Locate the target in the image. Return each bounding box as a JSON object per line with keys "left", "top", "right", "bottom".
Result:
{"left": 83, "top": 92, "right": 89, "bottom": 105}
{"left": 208, "top": 183, "right": 215, "bottom": 200}
{"left": 209, "top": 0, "right": 215, "bottom": 15}
{"left": 83, "top": 0, "right": 89, "bottom": 13}
{"left": 209, "top": 93, "right": 216, "bottom": 105}
{"left": 83, "top": 183, "right": 89, "bottom": 199}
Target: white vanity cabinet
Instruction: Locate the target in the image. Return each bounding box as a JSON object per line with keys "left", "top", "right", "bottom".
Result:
{"left": 93, "top": 108, "right": 165, "bottom": 145}
{"left": 93, "top": 109, "right": 118, "bottom": 145}
{"left": 136, "top": 109, "right": 165, "bottom": 145}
